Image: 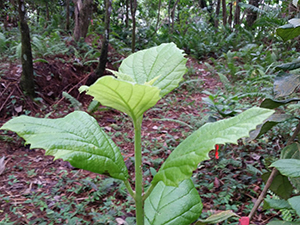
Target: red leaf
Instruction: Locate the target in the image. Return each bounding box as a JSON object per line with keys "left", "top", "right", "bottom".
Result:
{"left": 239, "top": 217, "right": 250, "bottom": 225}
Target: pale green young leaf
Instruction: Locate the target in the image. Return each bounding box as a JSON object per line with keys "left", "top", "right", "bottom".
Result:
{"left": 1, "top": 111, "right": 129, "bottom": 181}
{"left": 144, "top": 179, "right": 202, "bottom": 225}
{"left": 83, "top": 76, "right": 161, "bottom": 120}
{"left": 271, "top": 159, "right": 300, "bottom": 178}
{"left": 195, "top": 210, "right": 238, "bottom": 225}
{"left": 152, "top": 107, "right": 274, "bottom": 186}
{"left": 118, "top": 42, "right": 187, "bottom": 97}
{"left": 107, "top": 69, "right": 135, "bottom": 82}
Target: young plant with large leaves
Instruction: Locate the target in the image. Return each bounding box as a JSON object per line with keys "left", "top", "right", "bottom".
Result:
{"left": 1, "top": 43, "right": 274, "bottom": 225}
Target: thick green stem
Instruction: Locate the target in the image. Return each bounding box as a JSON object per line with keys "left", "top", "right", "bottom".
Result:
{"left": 134, "top": 117, "right": 144, "bottom": 225}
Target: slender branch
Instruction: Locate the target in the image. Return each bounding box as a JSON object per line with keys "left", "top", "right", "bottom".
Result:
{"left": 248, "top": 119, "right": 300, "bottom": 221}
{"left": 143, "top": 183, "right": 155, "bottom": 201}
{"left": 124, "top": 179, "right": 135, "bottom": 200}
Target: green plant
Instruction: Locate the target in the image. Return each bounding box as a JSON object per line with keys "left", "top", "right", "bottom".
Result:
{"left": 0, "top": 43, "right": 274, "bottom": 224}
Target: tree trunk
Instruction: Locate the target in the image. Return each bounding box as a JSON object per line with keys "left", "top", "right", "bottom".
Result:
{"left": 228, "top": 2, "right": 233, "bottom": 27}
{"left": 246, "top": 0, "right": 259, "bottom": 28}
{"left": 18, "top": 0, "right": 35, "bottom": 98}
{"left": 125, "top": 0, "right": 129, "bottom": 28}
{"left": 66, "top": 0, "right": 70, "bottom": 30}
{"left": 154, "top": 0, "right": 161, "bottom": 34}
{"left": 214, "top": 0, "right": 220, "bottom": 28}
{"left": 222, "top": 0, "right": 227, "bottom": 25}
{"left": 234, "top": 0, "right": 241, "bottom": 26}
{"left": 130, "top": 0, "right": 137, "bottom": 52}
{"left": 199, "top": 0, "right": 207, "bottom": 8}
{"left": 73, "top": 0, "right": 93, "bottom": 42}
{"left": 170, "top": 0, "right": 179, "bottom": 33}
{"left": 45, "top": 0, "right": 49, "bottom": 21}
{"left": 94, "top": 0, "right": 111, "bottom": 79}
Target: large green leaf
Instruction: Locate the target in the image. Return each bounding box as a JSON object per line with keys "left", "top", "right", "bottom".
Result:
{"left": 263, "top": 199, "right": 292, "bottom": 210}
{"left": 117, "top": 42, "right": 187, "bottom": 97}
{"left": 262, "top": 171, "right": 293, "bottom": 200}
{"left": 260, "top": 98, "right": 300, "bottom": 109}
{"left": 195, "top": 210, "right": 237, "bottom": 225}
{"left": 276, "top": 23, "right": 300, "bottom": 42}
{"left": 247, "top": 114, "right": 291, "bottom": 142}
{"left": 144, "top": 179, "right": 202, "bottom": 225}
{"left": 0, "top": 111, "right": 129, "bottom": 181}
{"left": 275, "top": 59, "right": 300, "bottom": 72}
{"left": 280, "top": 143, "right": 300, "bottom": 191}
{"left": 271, "top": 159, "right": 300, "bottom": 178}
{"left": 288, "top": 196, "right": 300, "bottom": 217}
{"left": 152, "top": 107, "right": 274, "bottom": 186}
{"left": 81, "top": 76, "right": 161, "bottom": 120}
{"left": 281, "top": 143, "right": 300, "bottom": 159}
{"left": 274, "top": 72, "right": 300, "bottom": 98}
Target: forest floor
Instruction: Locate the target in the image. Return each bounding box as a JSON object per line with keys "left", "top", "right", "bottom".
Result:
{"left": 0, "top": 46, "right": 280, "bottom": 224}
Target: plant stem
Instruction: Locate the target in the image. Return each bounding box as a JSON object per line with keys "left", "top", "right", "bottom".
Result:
{"left": 143, "top": 183, "right": 155, "bottom": 201}
{"left": 124, "top": 179, "right": 135, "bottom": 199}
{"left": 134, "top": 117, "right": 144, "bottom": 225}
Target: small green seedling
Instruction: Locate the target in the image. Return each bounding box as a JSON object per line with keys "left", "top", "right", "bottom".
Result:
{"left": 1, "top": 43, "right": 274, "bottom": 224}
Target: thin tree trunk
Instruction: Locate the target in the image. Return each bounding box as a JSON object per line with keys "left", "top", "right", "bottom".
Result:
{"left": 228, "top": 1, "right": 233, "bottom": 27}
{"left": 246, "top": 0, "right": 259, "bottom": 28}
{"left": 170, "top": 0, "right": 179, "bottom": 33}
{"left": 199, "top": 0, "right": 207, "bottom": 8}
{"left": 214, "top": 0, "right": 221, "bottom": 28}
{"left": 45, "top": 0, "right": 49, "bottom": 21}
{"left": 95, "top": 0, "right": 111, "bottom": 78}
{"left": 66, "top": 0, "right": 70, "bottom": 30}
{"left": 73, "top": 0, "right": 93, "bottom": 42}
{"left": 222, "top": 0, "right": 227, "bottom": 25}
{"left": 234, "top": 0, "right": 241, "bottom": 26}
{"left": 125, "top": 0, "right": 129, "bottom": 28}
{"left": 154, "top": 0, "right": 161, "bottom": 34}
{"left": 130, "top": 0, "right": 137, "bottom": 52}
{"left": 18, "top": 0, "right": 35, "bottom": 98}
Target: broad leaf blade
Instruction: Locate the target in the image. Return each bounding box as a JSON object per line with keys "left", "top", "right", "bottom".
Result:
{"left": 153, "top": 107, "right": 274, "bottom": 186}
{"left": 276, "top": 24, "right": 300, "bottom": 42}
{"left": 263, "top": 199, "right": 292, "bottom": 210}
{"left": 262, "top": 172, "right": 293, "bottom": 200}
{"left": 260, "top": 98, "right": 300, "bottom": 109}
{"left": 280, "top": 143, "right": 300, "bottom": 191}
{"left": 1, "top": 111, "right": 129, "bottom": 181}
{"left": 247, "top": 114, "right": 291, "bottom": 141}
{"left": 274, "top": 73, "right": 300, "bottom": 98}
{"left": 195, "top": 210, "right": 237, "bottom": 225}
{"left": 271, "top": 159, "right": 300, "bottom": 178}
{"left": 83, "top": 76, "right": 161, "bottom": 120}
{"left": 144, "top": 179, "right": 202, "bottom": 225}
{"left": 275, "top": 59, "right": 300, "bottom": 72}
{"left": 118, "top": 43, "right": 187, "bottom": 97}
{"left": 288, "top": 196, "right": 300, "bottom": 217}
